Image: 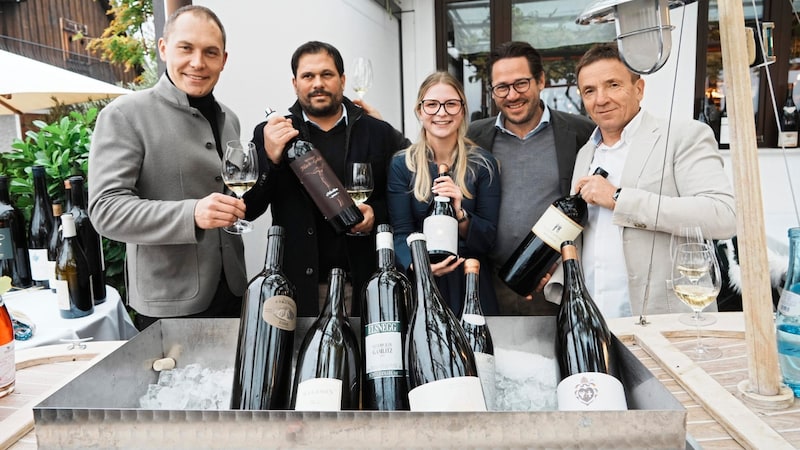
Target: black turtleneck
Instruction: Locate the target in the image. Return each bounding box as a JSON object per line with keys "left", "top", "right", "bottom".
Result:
{"left": 166, "top": 72, "right": 223, "bottom": 158}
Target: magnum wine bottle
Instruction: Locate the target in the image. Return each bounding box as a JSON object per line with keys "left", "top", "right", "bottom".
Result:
{"left": 499, "top": 166, "right": 608, "bottom": 296}
{"left": 292, "top": 268, "right": 361, "bottom": 411}
{"left": 47, "top": 203, "right": 63, "bottom": 292}
{"left": 361, "top": 224, "right": 411, "bottom": 410}
{"left": 265, "top": 108, "right": 364, "bottom": 234}
{"left": 232, "top": 225, "right": 297, "bottom": 410}
{"left": 459, "top": 259, "right": 496, "bottom": 410}
{"left": 28, "top": 165, "right": 53, "bottom": 289}
{"left": 423, "top": 164, "right": 458, "bottom": 263}
{"left": 0, "top": 176, "right": 32, "bottom": 288}
{"left": 54, "top": 213, "right": 94, "bottom": 319}
{"left": 0, "top": 291, "right": 13, "bottom": 398}
{"left": 556, "top": 241, "right": 627, "bottom": 411}
{"left": 68, "top": 176, "right": 106, "bottom": 303}
{"left": 779, "top": 83, "right": 798, "bottom": 148}
{"left": 405, "top": 233, "right": 486, "bottom": 411}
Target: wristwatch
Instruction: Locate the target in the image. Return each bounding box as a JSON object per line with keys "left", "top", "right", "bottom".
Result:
{"left": 458, "top": 208, "right": 469, "bottom": 223}
{"left": 613, "top": 188, "right": 622, "bottom": 202}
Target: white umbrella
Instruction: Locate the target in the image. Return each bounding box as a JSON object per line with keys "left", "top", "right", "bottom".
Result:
{"left": 0, "top": 50, "right": 131, "bottom": 115}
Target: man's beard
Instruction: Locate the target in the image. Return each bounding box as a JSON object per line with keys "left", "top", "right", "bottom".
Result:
{"left": 301, "top": 90, "right": 344, "bottom": 117}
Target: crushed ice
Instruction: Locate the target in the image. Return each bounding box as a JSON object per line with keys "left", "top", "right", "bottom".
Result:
{"left": 138, "top": 363, "right": 233, "bottom": 410}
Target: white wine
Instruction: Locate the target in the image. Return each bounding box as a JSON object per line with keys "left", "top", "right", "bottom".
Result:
{"left": 676, "top": 264, "right": 709, "bottom": 283}
{"left": 673, "top": 284, "right": 718, "bottom": 310}
{"left": 347, "top": 188, "right": 372, "bottom": 206}
{"left": 226, "top": 180, "right": 256, "bottom": 197}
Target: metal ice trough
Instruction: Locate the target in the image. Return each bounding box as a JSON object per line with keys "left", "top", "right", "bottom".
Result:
{"left": 34, "top": 317, "right": 686, "bottom": 449}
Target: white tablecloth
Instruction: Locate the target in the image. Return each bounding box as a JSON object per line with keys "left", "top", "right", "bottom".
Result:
{"left": 4, "top": 286, "right": 138, "bottom": 350}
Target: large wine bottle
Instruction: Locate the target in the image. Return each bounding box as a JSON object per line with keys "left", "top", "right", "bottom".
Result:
{"left": 292, "top": 268, "right": 361, "bottom": 411}
{"left": 232, "top": 225, "right": 297, "bottom": 410}
{"left": 47, "top": 203, "right": 63, "bottom": 292}
{"left": 459, "top": 258, "right": 496, "bottom": 410}
{"left": 423, "top": 164, "right": 458, "bottom": 263}
{"left": 68, "top": 176, "right": 106, "bottom": 303}
{"left": 405, "top": 233, "right": 486, "bottom": 411}
{"left": 361, "top": 224, "right": 411, "bottom": 410}
{"left": 499, "top": 166, "right": 608, "bottom": 296}
{"left": 0, "top": 176, "right": 32, "bottom": 288}
{"left": 265, "top": 108, "right": 364, "bottom": 234}
{"left": 54, "top": 213, "right": 94, "bottom": 319}
{"left": 556, "top": 241, "right": 627, "bottom": 411}
{"left": 28, "top": 165, "right": 53, "bottom": 289}
{"left": 779, "top": 83, "right": 799, "bottom": 148}
{"left": 0, "top": 289, "right": 14, "bottom": 399}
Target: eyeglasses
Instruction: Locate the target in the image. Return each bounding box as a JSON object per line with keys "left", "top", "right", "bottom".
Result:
{"left": 489, "top": 77, "right": 534, "bottom": 98}
{"left": 419, "top": 99, "right": 464, "bottom": 115}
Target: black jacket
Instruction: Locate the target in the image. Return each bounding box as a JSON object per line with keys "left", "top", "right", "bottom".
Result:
{"left": 246, "top": 98, "right": 410, "bottom": 316}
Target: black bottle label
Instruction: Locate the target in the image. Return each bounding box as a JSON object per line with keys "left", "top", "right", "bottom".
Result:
{"left": 0, "top": 228, "right": 12, "bottom": 260}
{"left": 290, "top": 151, "right": 354, "bottom": 220}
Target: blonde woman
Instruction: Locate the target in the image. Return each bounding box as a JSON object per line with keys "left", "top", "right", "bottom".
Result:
{"left": 387, "top": 71, "right": 501, "bottom": 314}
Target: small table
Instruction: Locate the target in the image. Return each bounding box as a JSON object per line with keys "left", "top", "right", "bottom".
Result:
{"left": 5, "top": 286, "right": 138, "bottom": 351}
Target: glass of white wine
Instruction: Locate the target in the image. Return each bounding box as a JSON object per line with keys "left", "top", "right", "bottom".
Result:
{"left": 345, "top": 162, "right": 373, "bottom": 236}
{"left": 671, "top": 242, "right": 723, "bottom": 361}
{"left": 670, "top": 225, "right": 717, "bottom": 326}
{"left": 221, "top": 140, "right": 258, "bottom": 234}
{"left": 350, "top": 57, "right": 373, "bottom": 100}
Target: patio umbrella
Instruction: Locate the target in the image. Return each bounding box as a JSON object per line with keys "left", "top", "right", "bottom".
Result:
{"left": 0, "top": 50, "right": 131, "bottom": 115}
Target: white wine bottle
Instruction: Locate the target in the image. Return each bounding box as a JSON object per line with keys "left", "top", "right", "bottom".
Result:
{"left": 423, "top": 164, "right": 458, "bottom": 263}
{"left": 28, "top": 165, "right": 53, "bottom": 289}
{"left": 459, "top": 258, "right": 496, "bottom": 410}
{"left": 54, "top": 213, "right": 94, "bottom": 319}
{"left": 405, "top": 233, "right": 486, "bottom": 411}
{"left": 556, "top": 241, "right": 627, "bottom": 411}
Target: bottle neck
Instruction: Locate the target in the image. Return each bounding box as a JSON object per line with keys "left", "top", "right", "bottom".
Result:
{"left": 377, "top": 247, "right": 395, "bottom": 270}
{"left": 69, "top": 180, "right": 86, "bottom": 209}
{"left": 322, "top": 269, "right": 347, "bottom": 318}
{"left": 264, "top": 233, "right": 284, "bottom": 271}
{"left": 0, "top": 183, "right": 9, "bottom": 204}
{"left": 409, "top": 238, "right": 436, "bottom": 302}
{"left": 785, "top": 230, "right": 800, "bottom": 289}
{"left": 462, "top": 271, "right": 482, "bottom": 315}
{"left": 33, "top": 171, "right": 48, "bottom": 196}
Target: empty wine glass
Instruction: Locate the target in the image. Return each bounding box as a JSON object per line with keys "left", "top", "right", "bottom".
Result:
{"left": 671, "top": 242, "right": 723, "bottom": 361}
{"left": 221, "top": 140, "right": 258, "bottom": 234}
{"left": 671, "top": 225, "right": 717, "bottom": 326}
{"left": 345, "top": 162, "right": 373, "bottom": 236}
{"left": 350, "top": 57, "right": 373, "bottom": 100}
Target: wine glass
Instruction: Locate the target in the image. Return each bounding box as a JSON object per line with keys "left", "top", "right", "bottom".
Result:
{"left": 671, "top": 242, "right": 723, "bottom": 361}
{"left": 221, "top": 140, "right": 258, "bottom": 234}
{"left": 670, "top": 225, "right": 717, "bottom": 326}
{"left": 345, "top": 162, "right": 373, "bottom": 236}
{"left": 350, "top": 57, "right": 373, "bottom": 100}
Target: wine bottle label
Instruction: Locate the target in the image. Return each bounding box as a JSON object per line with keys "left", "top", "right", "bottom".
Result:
{"left": 408, "top": 376, "right": 487, "bottom": 411}
{"left": 0, "top": 339, "right": 13, "bottom": 391}
{"left": 474, "top": 352, "right": 496, "bottom": 411}
{"left": 290, "top": 152, "right": 353, "bottom": 220}
{"left": 778, "top": 131, "right": 798, "bottom": 148}
{"left": 364, "top": 321, "right": 404, "bottom": 379}
{"left": 461, "top": 313, "right": 486, "bottom": 326}
{"left": 557, "top": 372, "right": 627, "bottom": 411}
{"left": 262, "top": 295, "right": 297, "bottom": 331}
{"left": 778, "top": 289, "right": 800, "bottom": 317}
{"left": 29, "top": 248, "right": 50, "bottom": 281}
{"left": 294, "top": 377, "right": 342, "bottom": 411}
{"left": 422, "top": 215, "right": 458, "bottom": 255}
{"left": 53, "top": 279, "right": 70, "bottom": 310}
{"left": 532, "top": 205, "right": 583, "bottom": 252}
{"left": 719, "top": 117, "right": 730, "bottom": 145}
{"left": 0, "top": 228, "right": 12, "bottom": 260}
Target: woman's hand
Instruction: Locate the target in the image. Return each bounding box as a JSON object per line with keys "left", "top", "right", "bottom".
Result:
{"left": 431, "top": 173, "right": 463, "bottom": 212}
{"left": 430, "top": 255, "right": 465, "bottom": 277}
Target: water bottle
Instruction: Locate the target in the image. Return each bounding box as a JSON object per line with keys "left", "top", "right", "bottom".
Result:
{"left": 777, "top": 227, "right": 800, "bottom": 397}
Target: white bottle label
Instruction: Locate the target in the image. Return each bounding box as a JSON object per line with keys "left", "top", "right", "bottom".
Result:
{"left": 294, "top": 377, "right": 342, "bottom": 411}
{"left": 557, "top": 372, "right": 627, "bottom": 411}
{"left": 474, "top": 352, "right": 496, "bottom": 411}
{"left": 364, "top": 321, "right": 404, "bottom": 379}
{"left": 778, "top": 131, "right": 798, "bottom": 148}
{"left": 423, "top": 215, "right": 458, "bottom": 255}
{"left": 52, "top": 279, "right": 70, "bottom": 310}
{"left": 408, "top": 376, "right": 487, "bottom": 411}
{"left": 532, "top": 205, "right": 583, "bottom": 252}
{"left": 778, "top": 289, "right": 800, "bottom": 317}
{"left": 375, "top": 231, "right": 394, "bottom": 251}
{"left": 0, "top": 339, "right": 14, "bottom": 391}
{"left": 461, "top": 313, "right": 486, "bottom": 326}
{"left": 29, "top": 248, "right": 50, "bottom": 281}
{"left": 719, "top": 116, "right": 730, "bottom": 146}
{"left": 261, "top": 295, "right": 297, "bottom": 331}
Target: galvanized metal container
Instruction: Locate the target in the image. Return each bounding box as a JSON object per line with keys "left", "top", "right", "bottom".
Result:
{"left": 34, "top": 317, "right": 686, "bottom": 449}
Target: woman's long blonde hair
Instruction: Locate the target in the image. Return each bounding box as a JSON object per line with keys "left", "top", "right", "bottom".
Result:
{"left": 403, "top": 71, "right": 491, "bottom": 202}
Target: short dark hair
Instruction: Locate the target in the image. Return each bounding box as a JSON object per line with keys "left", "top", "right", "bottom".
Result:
{"left": 163, "top": 5, "right": 226, "bottom": 49}
{"left": 291, "top": 41, "right": 345, "bottom": 77}
{"left": 575, "top": 43, "right": 640, "bottom": 82}
{"left": 488, "top": 41, "right": 544, "bottom": 84}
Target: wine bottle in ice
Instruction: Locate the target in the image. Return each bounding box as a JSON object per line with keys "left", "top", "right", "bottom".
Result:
{"left": 459, "top": 258, "right": 496, "bottom": 410}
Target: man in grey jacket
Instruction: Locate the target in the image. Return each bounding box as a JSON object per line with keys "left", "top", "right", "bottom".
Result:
{"left": 88, "top": 6, "right": 249, "bottom": 330}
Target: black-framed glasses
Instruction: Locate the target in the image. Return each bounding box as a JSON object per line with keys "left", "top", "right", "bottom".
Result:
{"left": 489, "top": 77, "right": 534, "bottom": 98}
{"left": 420, "top": 99, "right": 464, "bottom": 115}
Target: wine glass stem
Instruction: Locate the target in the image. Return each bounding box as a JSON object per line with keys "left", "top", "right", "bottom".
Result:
{"left": 695, "top": 315, "right": 704, "bottom": 351}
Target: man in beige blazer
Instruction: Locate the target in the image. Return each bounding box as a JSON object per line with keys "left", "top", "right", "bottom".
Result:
{"left": 545, "top": 43, "right": 736, "bottom": 317}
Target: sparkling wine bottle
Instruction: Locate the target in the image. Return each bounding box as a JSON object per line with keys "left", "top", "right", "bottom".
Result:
{"left": 499, "top": 166, "right": 608, "bottom": 296}
{"left": 0, "top": 176, "right": 32, "bottom": 288}
{"left": 556, "top": 241, "right": 627, "bottom": 411}
{"left": 776, "top": 227, "right": 800, "bottom": 397}
{"left": 265, "top": 108, "right": 364, "bottom": 234}
{"left": 361, "top": 224, "right": 411, "bottom": 410}
{"left": 28, "top": 165, "right": 53, "bottom": 289}
{"left": 459, "top": 258, "right": 496, "bottom": 410}
{"left": 405, "top": 232, "right": 486, "bottom": 411}
{"left": 47, "top": 202, "right": 63, "bottom": 292}
{"left": 779, "top": 83, "right": 799, "bottom": 148}
{"left": 54, "top": 213, "right": 94, "bottom": 319}
{"left": 0, "top": 290, "right": 14, "bottom": 399}
{"left": 292, "top": 268, "right": 361, "bottom": 411}
{"left": 232, "top": 225, "right": 297, "bottom": 410}
{"left": 423, "top": 164, "right": 458, "bottom": 263}
{"left": 68, "top": 176, "right": 106, "bottom": 303}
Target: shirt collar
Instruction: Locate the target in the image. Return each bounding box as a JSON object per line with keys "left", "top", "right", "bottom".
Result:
{"left": 494, "top": 101, "right": 551, "bottom": 140}
{"left": 590, "top": 108, "right": 644, "bottom": 149}
{"left": 303, "top": 105, "right": 348, "bottom": 130}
